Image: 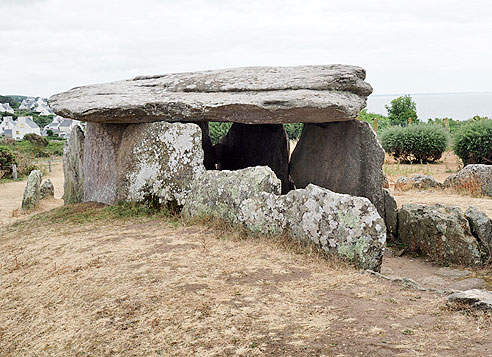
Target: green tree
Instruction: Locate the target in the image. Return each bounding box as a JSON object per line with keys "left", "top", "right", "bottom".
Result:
{"left": 385, "top": 95, "right": 418, "bottom": 126}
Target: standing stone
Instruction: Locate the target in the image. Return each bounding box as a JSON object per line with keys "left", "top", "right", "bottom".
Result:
{"left": 193, "top": 122, "right": 216, "bottom": 170}
{"left": 40, "top": 179, "right": 55, "bottom": 199}
{"left": 465, "top": 207, "right": 492, "bottom": 256}
{"left": 240, "top": 184, "right": 386, "bottom": 271}
{"left": 290, "top": 120, "right": 385, "bottom": 216}
{"left": 383, "top": 189, "right": 398, "bottom": 239}
{"left": 398, "top": 204, "right": 485, "bottom": 265}
{"left": 216, "top": 123, "right": 290, "bottom": 193}
{"left": 116, "top": 122, "right": 205, "bottom": 206}
{"left": 22, "top": 170, "right": 42, "bottom": 209}
{"left": 83, "top": 122, "right": 127, "bottom": 204}
{"left": 63, "top": 125, "right": 85, "bottom": 204}
{"left": 182, "top": 166, "right": 281, "bottom": 223}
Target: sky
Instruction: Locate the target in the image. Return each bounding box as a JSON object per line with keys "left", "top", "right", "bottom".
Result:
{"left": 1, "top": 0, "right": 492, "bottom": 98}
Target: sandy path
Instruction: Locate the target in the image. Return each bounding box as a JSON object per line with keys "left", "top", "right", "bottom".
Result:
{"left": 0, "top": 161, "right": 64, "bottom": 227}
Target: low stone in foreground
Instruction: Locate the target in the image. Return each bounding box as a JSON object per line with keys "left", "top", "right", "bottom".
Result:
{"left": 447, "top": 289, "right": 492, "bottom": 311}
{"left": 22, "top": 170, "right": 42, "bottom": 209}
{"left": 240, "top": 184, "right": 386, "bottom": 271}
{"left": 398, "top": 204, "right": 486, "bottom": 265}
{"left": 395, "top": 175, "right": 443, "bottom": 191}
{"left": 40, "top": 179, "right": 54, "bottom": 199}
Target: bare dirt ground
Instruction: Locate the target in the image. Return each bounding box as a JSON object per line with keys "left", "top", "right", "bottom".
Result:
{"left": 1, "top": 208, "right": 491, "bottom": 356}
{"left": 1, "top": 154, "right": 491, "bottom": 356}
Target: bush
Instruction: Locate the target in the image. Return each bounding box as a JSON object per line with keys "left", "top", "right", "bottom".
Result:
{"left": 381, "top": 124, "right": 449, "bottom": 163}
{"left": 209, "top": 122, "right": 232, "bottom": 145}
{"left": 0, "top": 145, "right": 18, "bottom": 178}
{"left": 283, "top": 123, "right": 303, "bottom": 140}
{"left": 453, "top": 119, "right": 492, "bottom": 165}
{"left": 24, "top": 133, "right": 49, "bottom": 147}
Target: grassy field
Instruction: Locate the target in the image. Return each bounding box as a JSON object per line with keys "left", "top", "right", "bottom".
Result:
{"left": 1, "top": 204, "right": 491, "bottom": 356}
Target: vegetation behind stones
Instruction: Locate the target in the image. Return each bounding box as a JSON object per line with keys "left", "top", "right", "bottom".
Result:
{"left": 380, "top": 124, "right": 449, "bottom": 163}
{"left": 453, "top": 119, "right": 492, "bottom": 165}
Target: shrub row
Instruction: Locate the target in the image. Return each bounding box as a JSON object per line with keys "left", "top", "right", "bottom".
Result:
{"left": 453, "top": 119, "right": 492, "bottom": 165}
{"left": 380, "top": 124, "right": 449, "bottom": 163}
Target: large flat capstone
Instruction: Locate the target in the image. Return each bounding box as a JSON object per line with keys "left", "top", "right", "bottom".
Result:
{"left": 49, "top": 65, "right": 372, "bottom": 124}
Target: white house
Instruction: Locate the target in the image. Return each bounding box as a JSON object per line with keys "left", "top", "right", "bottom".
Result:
{"left": 0, "top": 103, "right": 15, "bottom": 114}
{"left": 8, "top": 116, "right": 41, "bottom": 140}
{"left": 0, "top": 116, "right": 15, "bottom": 136}
{"left": 42, "top": 115, "right": 81, "bottom": 138}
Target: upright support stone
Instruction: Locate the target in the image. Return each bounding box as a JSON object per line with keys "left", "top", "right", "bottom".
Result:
{"left": 83, "top": 122, "right": 127, "bottom": 204}
{"left": 22, "top": 170, "right": 42, "bottom": 209}
{"left": 290, "top": 120, "right": 385, "bottom": 217}
{"left": 216, "top": 123, "right": 290, "bottom": 193}
{"left": 63, "top": 125, "right": 85, "bottom": 204}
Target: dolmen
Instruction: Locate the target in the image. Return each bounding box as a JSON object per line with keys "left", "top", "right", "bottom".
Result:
{"left": 50, "top": 65, "right": 387, "bottom": 271}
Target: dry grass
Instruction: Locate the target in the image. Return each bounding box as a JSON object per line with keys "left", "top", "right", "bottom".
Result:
{"left": 1, "top": 204, "right": 491, "bottom": 356}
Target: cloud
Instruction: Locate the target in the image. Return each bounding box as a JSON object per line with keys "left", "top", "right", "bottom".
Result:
{"left": 1, "top": 0, "right": 492, "bottom": 97}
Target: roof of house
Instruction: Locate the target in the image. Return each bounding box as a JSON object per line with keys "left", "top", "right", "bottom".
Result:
{"left": 59, "top": 119, "right": 74, "bottom": 128}
{"left": 18, "top": 116, "right": 40, "bottom": 129}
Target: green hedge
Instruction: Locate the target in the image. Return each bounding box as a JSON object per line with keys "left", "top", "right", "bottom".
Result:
{"left": 453, "top": 119, "right": 492, "bottom": 165}
{"left": 380, "top": 124, "right": 449, "bottom": 163}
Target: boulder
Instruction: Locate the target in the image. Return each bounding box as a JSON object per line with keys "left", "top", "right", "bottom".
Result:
{"left": 398, "top": 204, "right": 485, "bottom": 265}
{"left": 290, "top": 120, "right": 385, "bottom": 216}
{"left": 240, "top": 184, "right": 386, "bottom": 271}
{"left": 63, "top": 125, "right": 85, "bottom": 204}
{"left": 465, "top": 207, "right": 492, "bottom": 256}
{"left": 444, "top": 164, "right": 492, "bottom": 197}
{"left": 83, "top": 122, "right": 127, "bottom": 204}
{"left": 49, "top": 65, "right": 372, "bottom": 124}
{"left": 40, "top": 179, "right": 54, "bottom": 199}
{"left": 447, "top": 289, "right": 492, "bottom": 311}
{"left": 182, "top": 166, "right": 281, "bottom": 223}
{"left": 116, "top": 121, "right": 205, "bottom": 206}
{"left": 383, "top": 189, "right": 398, "bottom": 239}
{"left": 22, "top": 170, "right": 42, "bottom": 209}
{"left": 216, "top": 123, "right": 290, "bottom": 193}
{"left": 394, "top": 175, "right": 443, "bottom": 191}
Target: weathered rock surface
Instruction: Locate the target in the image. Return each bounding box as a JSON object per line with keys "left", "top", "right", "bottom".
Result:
{"left": 447, "top": 289, "right": 492, "bottom": 311}
{"left": 216, "top": 123, "right": 290, "bottom": 193}
{"left": 290, "top": 120, "right": 385, "bottom": 216}
{"left": 444, "top": 164, "right": 492, "bottom": 197}
{"left": 49, "top": 65, "right": 372, "bottom": 124}
{"left": 398, "top": 204, "right": 486, "bottom": 265}
{"left": 240, "top": 184, "right": 386, "bottom": 271}
{"left": 465, "top": 207, "right": 492, "bottom": 256}
{"left": 63, "top": 125, "right": 85, "bottom": 204}
{"left": 394, "top": 175, "right": 443, "bottom": 191}
{"left": 182, "top": 166, "right": 281, "bottom": 223}
{"left": 84, "top": 121, "right": 205, "bottom": 206}
{"left": 40, "top": 179, "right": 54, "bottom": 199}
{"left": 22, "top": 170, "right": 42, "bottom": 209}
{"left": 383, "top": 189, "right": 398, "bottom": 239}
{"left": 83, "top": 122, "right": 127, "bottom": 204}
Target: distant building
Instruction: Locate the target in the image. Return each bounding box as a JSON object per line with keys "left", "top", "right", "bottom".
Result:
{"left": 0, "top": 103, "right": 15, "bottom": 114}
{"left": 42, "top": 115, "right": 81, "bottom": 138}
{"left": 7, "top": 116, "right": 41, "bottom": 140}
{"left": 0, "top": 116, "right": 15, "bottom": 135}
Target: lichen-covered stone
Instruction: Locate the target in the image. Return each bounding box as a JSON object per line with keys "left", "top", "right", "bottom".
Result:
{"left": 447, "top": 289, "right": 492, "bottom": 311}
{"left": 182, "top": 166, "right": 281, "bottom": 223}
{"left": 444, "top": 164, "right": 492, "bottom": 197}
{"left": 40, "top": 179, "right": 54, "bottom": 199}
{"left": 117, "top": 121, "right": 205, "bottom": 206}
{"left": 398, "top": 204, "right": 486, "bottom": 265}
{"left": 383, "top": 189, "right": 398, "bottom": 239}
{"left": 63, "top": 125, "right": 85, "bottom": 204}
{"left": 290, "top": 120, "right": 385, "bottom": 217}
{"left": 49, "top": 65, "right": 372, "bottom": 124}
{"left": 22, "top": 170, "right": 42, "bottom": 209}
{"left": 394, "top": 175, "right": 443, "bottom": 191}
{"left": 83, "top": 122, "right": 127, "bottom": 204}
{"left": 216, "top": 123, "right": 290, "bottom": 193}
{"left": 240, "top": 184, "right": 386, "bottom": 271}
{"left": 465, "top": 206, "right": 492, "bottom": 257}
